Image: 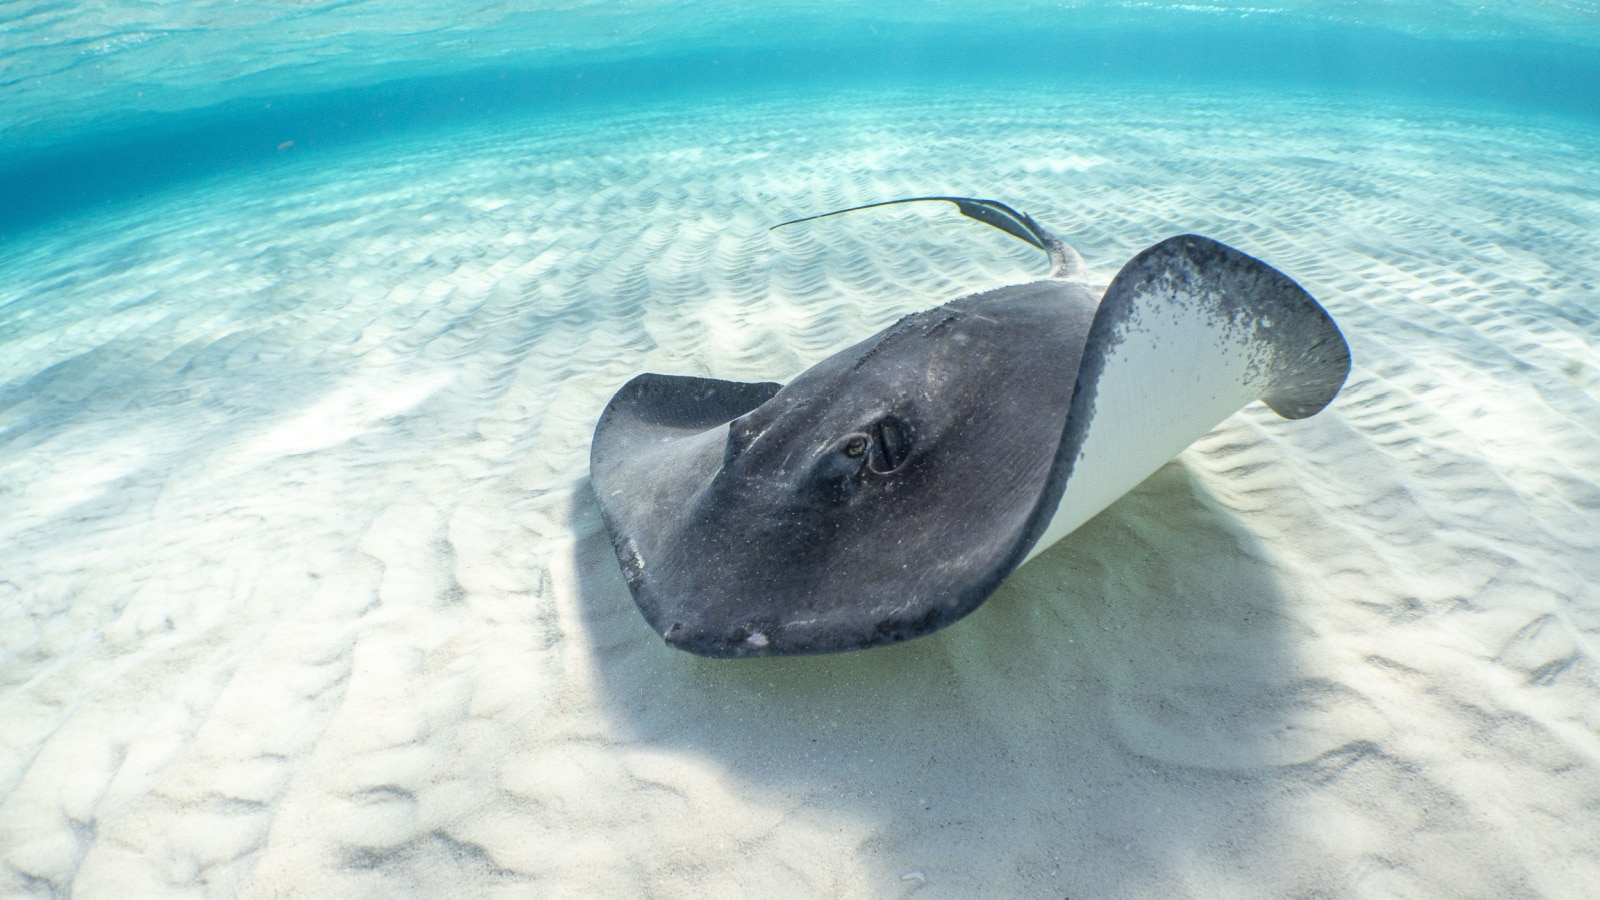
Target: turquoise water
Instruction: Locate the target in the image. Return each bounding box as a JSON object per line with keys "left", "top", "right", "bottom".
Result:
{"left": 4, "top": 3, "right": 1600, "bottom": 897}
{"left": 4, "top": 2, "right": 1599, "bottom": 237}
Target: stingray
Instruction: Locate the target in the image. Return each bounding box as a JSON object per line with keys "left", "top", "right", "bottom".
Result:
{"left": 589, "top": 197, "right": 1350, "bottom": 658}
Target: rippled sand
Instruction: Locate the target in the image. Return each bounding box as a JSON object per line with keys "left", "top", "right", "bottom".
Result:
{"left": 2, "top": 88, "right": 1598, "bottom": 896}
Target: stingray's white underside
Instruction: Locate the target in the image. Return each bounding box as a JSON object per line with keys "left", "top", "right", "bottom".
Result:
{"left": 1025, "top": 281, "right": 1273, "bottom": 563}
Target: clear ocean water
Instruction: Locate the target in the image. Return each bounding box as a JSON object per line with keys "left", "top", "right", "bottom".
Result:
{"left": 3, "top": 3, "right": 1600, "bottom": 896}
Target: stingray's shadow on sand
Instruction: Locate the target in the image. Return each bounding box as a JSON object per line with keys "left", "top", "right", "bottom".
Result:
{"left": 567, "top": 458, "right": 1306, "bottom": 889}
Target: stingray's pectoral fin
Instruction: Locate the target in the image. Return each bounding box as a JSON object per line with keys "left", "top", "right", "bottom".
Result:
{"left": 1024, "top": 234, "right": 1351, "bottom": 562}
{"left": 589, "top": 372, "right": 784, "bottom": 596}
{"left": 1086, "top": 234, "right": 1351, "bottom": 422}
{"left": 770, "top": 196, "right": 1085, "bottom": 279}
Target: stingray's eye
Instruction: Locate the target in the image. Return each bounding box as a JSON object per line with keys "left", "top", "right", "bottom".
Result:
{"left": 810, "top": 435, "right": 870, "bottom": 503}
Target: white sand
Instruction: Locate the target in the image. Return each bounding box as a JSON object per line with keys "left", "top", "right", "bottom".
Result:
{"left": 2, "top": 88, "right": 1598, "bottom": 897}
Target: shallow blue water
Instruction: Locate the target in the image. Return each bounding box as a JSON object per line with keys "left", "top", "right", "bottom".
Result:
{"left": 3, "top": 4, "right": 1600, "bottom": 896}
{"left": 3, "top": 2, "right": 1599, "bottom": 239}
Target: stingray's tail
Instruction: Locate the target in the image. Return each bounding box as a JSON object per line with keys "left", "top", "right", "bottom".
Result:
{"left": 770, "top": 196, "right": 1086, "bottom": 280}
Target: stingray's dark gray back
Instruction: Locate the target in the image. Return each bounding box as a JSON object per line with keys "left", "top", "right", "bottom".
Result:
{"left": 590, "top": 280, "right": 1100, "bottom": 656}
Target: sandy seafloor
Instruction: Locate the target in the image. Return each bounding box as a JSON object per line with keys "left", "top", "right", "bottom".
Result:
{"left": 2, "top": 86, "right": 1599, "bottom": 897}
